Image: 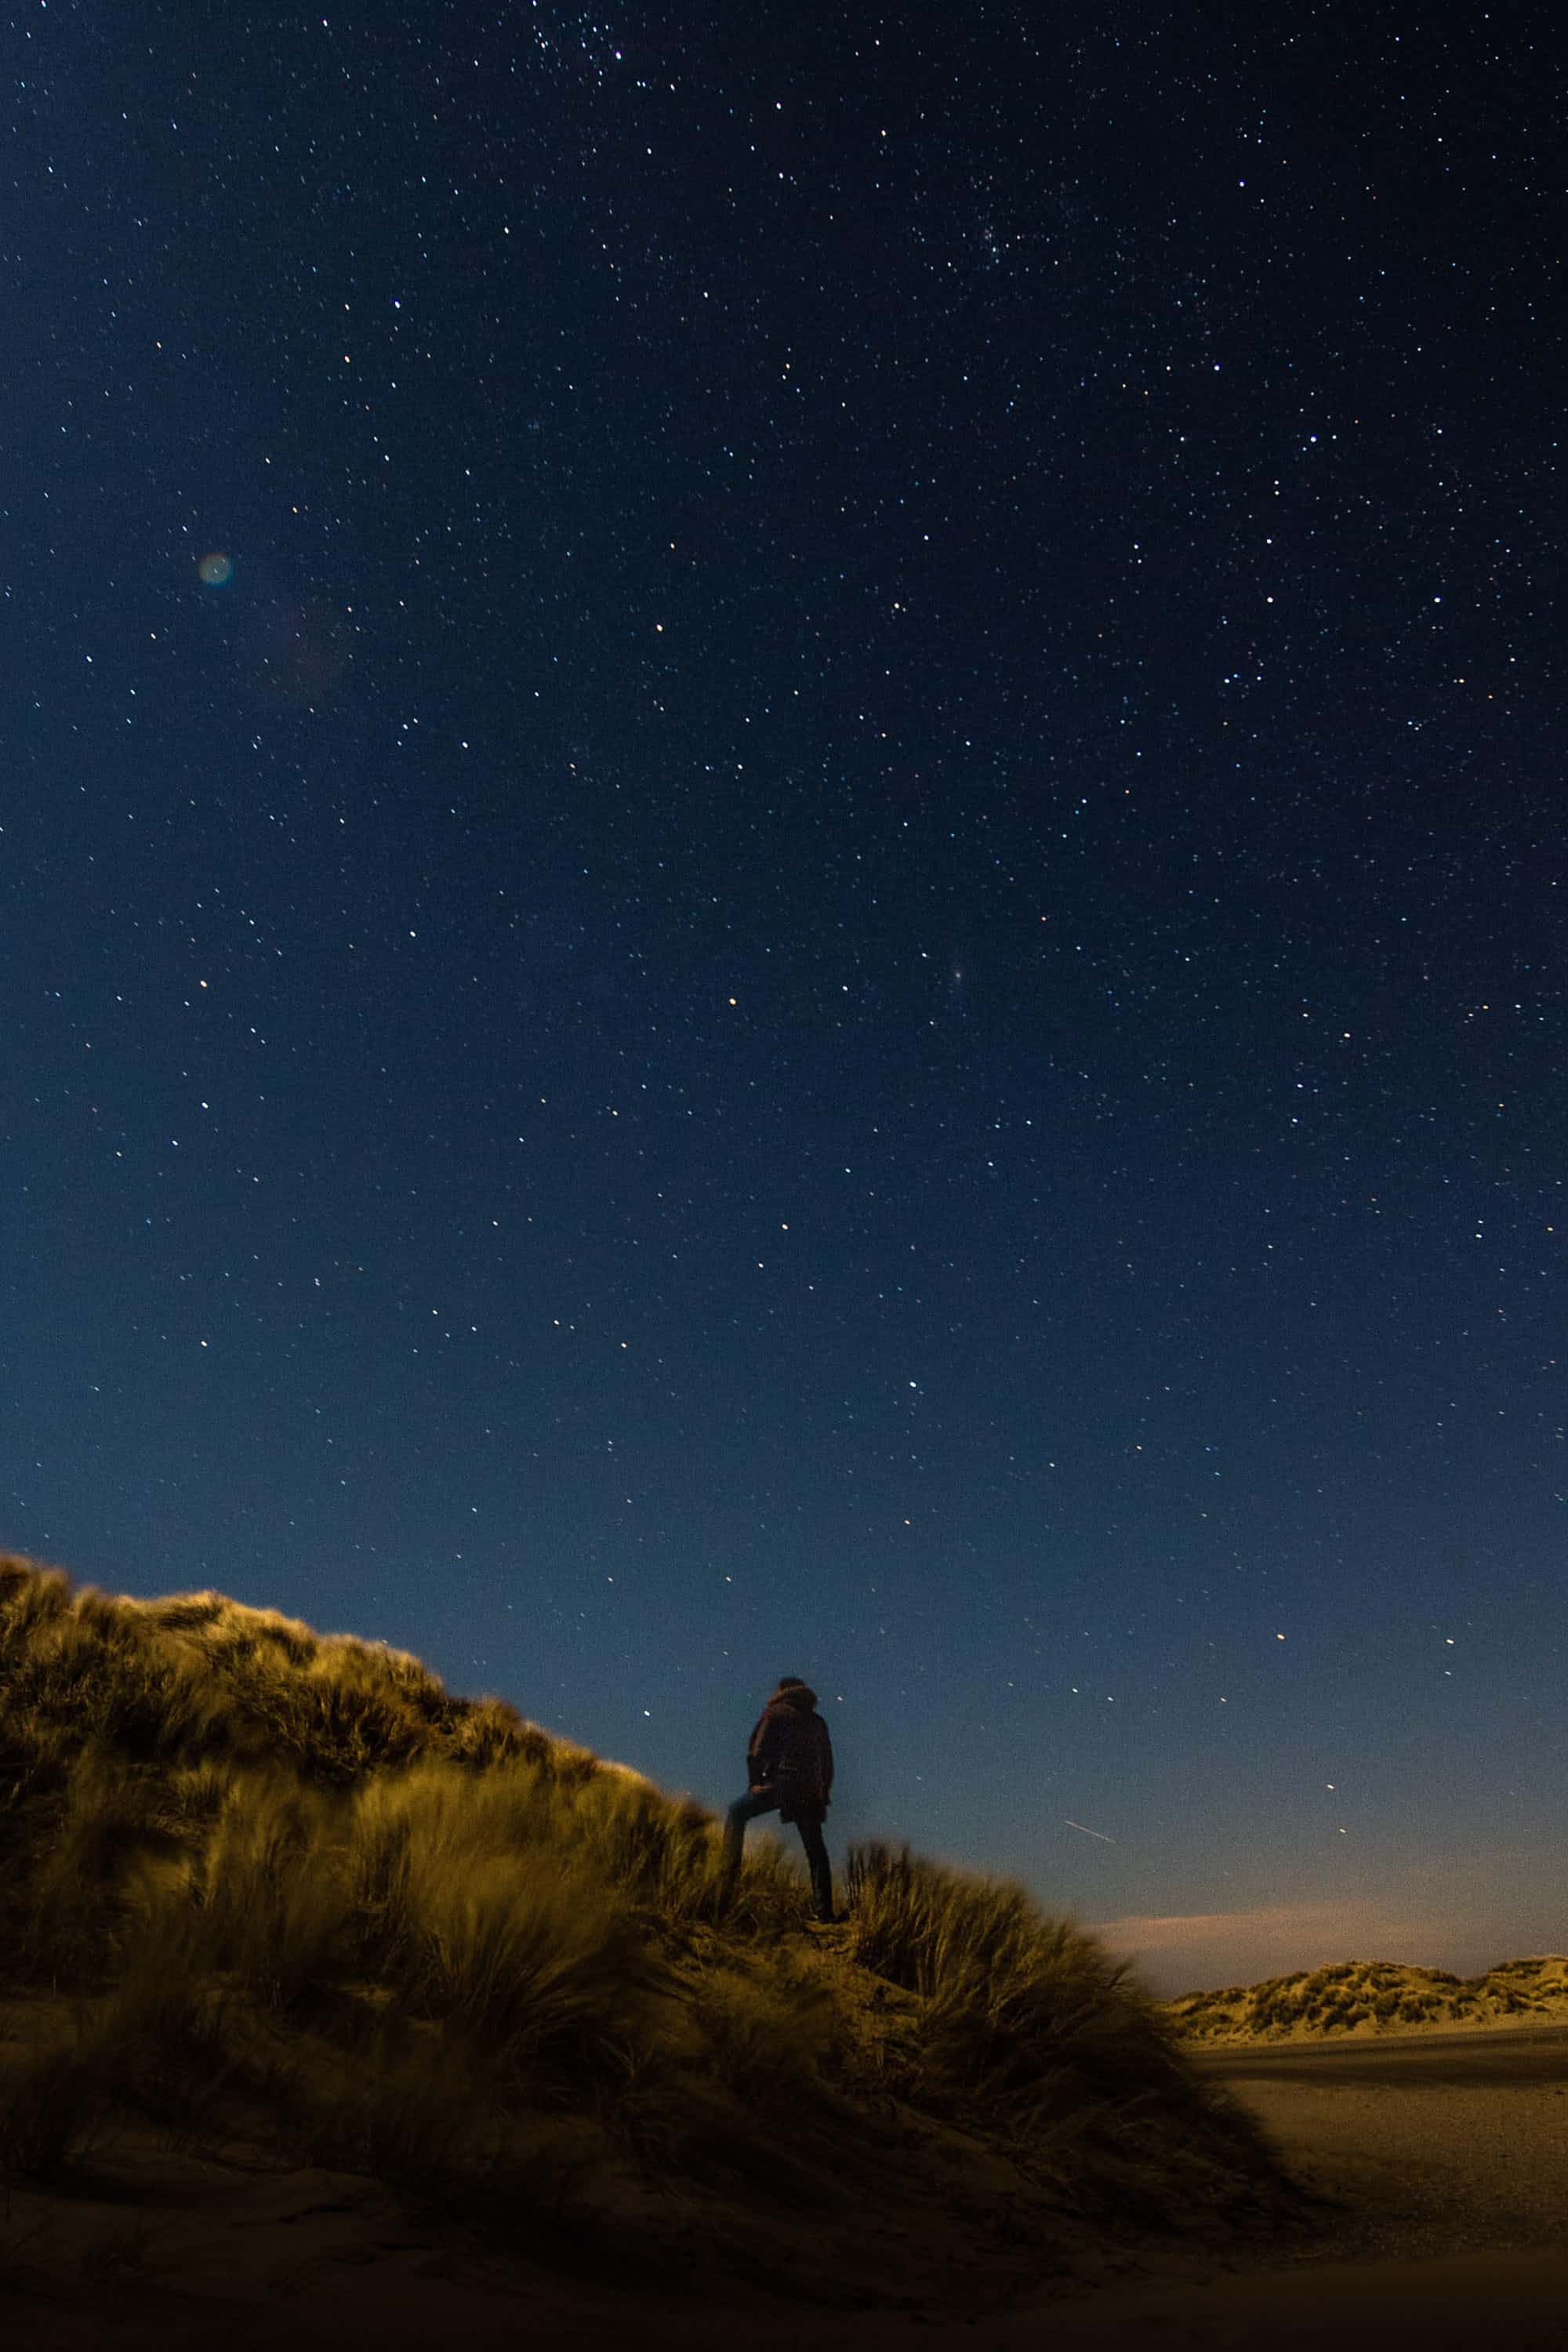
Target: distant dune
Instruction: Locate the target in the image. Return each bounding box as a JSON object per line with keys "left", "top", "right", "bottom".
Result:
{"left": 1166, "top": 1955, "right": 1568, "bottom": 2043}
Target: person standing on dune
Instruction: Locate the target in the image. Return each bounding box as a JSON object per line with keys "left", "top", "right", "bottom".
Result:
{"left": 720, "top": 1675, "right": 836, "bottom": 1922}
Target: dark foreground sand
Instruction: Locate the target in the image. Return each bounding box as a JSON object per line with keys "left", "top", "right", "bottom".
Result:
{"left": 6, "top": 2023, "right": 1568, "bottom": 2350}
{"left": 977, "top": 2022, "right": 1568, "bottom": 2350}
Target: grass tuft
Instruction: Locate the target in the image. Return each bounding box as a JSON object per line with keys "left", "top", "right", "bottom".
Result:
{"left": 842, "top": 1841, "right": 1269, "bottom": 2220}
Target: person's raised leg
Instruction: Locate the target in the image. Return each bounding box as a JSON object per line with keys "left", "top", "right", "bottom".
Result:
{"left": 720, "top": 1788, "right": 777, "bottom": 1912}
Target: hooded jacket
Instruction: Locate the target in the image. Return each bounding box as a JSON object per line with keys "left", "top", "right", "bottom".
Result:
{"left": 746, "top": 1682, "right": 834, "bottom": 1824}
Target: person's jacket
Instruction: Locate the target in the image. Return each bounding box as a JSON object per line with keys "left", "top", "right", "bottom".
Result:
{"left": 746, "top": 1683, "right": 833, "bottom": 1823}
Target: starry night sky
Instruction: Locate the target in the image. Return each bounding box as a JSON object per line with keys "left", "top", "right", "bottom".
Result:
{"left": 6, "top": 3, "right": 1565, "bottom": 1991}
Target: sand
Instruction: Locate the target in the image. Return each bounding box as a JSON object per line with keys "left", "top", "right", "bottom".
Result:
{"left": 6, "top": 2021, "right": 1568, "bottom": 2349}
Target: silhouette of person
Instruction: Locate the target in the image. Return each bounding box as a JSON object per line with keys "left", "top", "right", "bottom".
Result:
{"left": 720, "top": 1675, "right": 835, "bottom": 1922}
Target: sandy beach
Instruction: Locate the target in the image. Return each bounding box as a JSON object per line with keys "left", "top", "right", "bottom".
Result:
{"left": 994, "top": 2021, "right": 1568, "bottom": 2349}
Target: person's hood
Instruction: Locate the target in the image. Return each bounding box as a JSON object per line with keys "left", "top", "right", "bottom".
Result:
{"left": 774, "top": 1682, "right": 818, "bottom": 1712}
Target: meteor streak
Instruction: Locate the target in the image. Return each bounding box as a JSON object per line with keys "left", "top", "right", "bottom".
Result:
{"left": 1063, "top": 1818, "right": 1116, "bottom": 1842}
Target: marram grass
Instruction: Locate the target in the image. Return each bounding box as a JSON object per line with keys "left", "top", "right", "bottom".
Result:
{"left": 0, "top": 1555, "right": 1295, "bottom": 2283}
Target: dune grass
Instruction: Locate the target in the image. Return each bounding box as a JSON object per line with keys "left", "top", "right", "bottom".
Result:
{"left": 843, "top": 1841, "right": 1278, "bottom": 2220}
{"left": 0, "top": 1554, "right": 1296, "bottom": 2281}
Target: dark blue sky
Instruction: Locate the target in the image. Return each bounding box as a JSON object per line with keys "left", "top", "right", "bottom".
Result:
{"left": 6, "top": 2, "right": 1564, "bottom": 1988}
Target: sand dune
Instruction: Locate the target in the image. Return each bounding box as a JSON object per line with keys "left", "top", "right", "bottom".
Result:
{"left": 8, "top": 1556, "right": 1566, "bottom": 2345}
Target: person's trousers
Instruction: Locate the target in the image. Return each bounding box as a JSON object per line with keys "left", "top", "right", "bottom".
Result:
{"left": 721, "top": 1785, "right": 833, "bottom": 1920}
